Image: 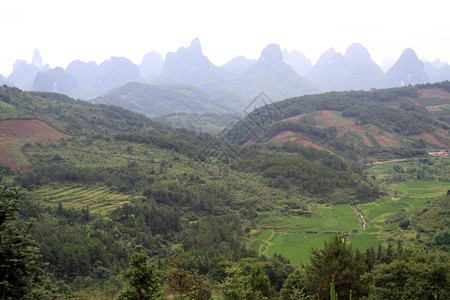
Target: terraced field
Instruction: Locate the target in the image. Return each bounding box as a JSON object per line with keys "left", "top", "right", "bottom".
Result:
{"left": 255, "top": 159, "right": 450, "bottom": 266}
{"left": 30, "top": 185, "right": 144, "bottom": 215}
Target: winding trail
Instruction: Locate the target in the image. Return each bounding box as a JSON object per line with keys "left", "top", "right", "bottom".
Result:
{"left": 352, "top": 206, "right": 367, "bottom": 230}
{"left": 259, "top": 231, "right": 276, "bottom": 257}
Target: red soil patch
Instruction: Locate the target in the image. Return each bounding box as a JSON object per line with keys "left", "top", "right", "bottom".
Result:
{"left": 0, "top": 141, "right": 31, "bottom": 170}
{"left": 296, "top": 140, "right": 335, "bottom": 154}
{"left": 0, "top": 119, "right": 69, "bottom": 142}
{"left": 317, "top": 110, "right": 340, "bottom": 127}
{"left": 367, "top": 125, "right": 400, "bottom": 147}
{"left": 407, "top": 97, "right": 421, "bottom": 106}
{"left": 372, "top": 133, "right": 399, "bottom": 147}
{"left": 420, "top": 89, "right": 450, "bottom": 99}
{"left": 425, "top": 105, "right": 444, "bottom": 112}
{"left": 420, "top": 133, "right": 446, "bottom": 147}
{"left": 362, "top": 136, "right": 373, "bottom": 147}
{"left": 0, "top": 119, "right": 69, "bottom": 170}
{"left": 273, "top": 131, "right": 297, "bottom": 140}
{"left": 285, "top": 114, "right": 304, "bottom": 122}
{"left": 280, "top": 111, "right": 405, "bottom": 148}
{"left": 321, "top": 110, "right": 331, "bottom": 118}
{"left": 367, "top": 124, "right": 382, "bottom": 131}
{"left": 269, "top": 130, "right": 335, "bottom": 154}
{"left": 372, "top": 134, "right": 389, "bottom": 147}
{"left": 342, "top": 124, "right": 367, "bottom": 135}
{"left": 435, "top": 129, "right": 449, "bottom": 139}
{"left": 269, "top": 131, "right": 297, "bottom": 146}
{"left": 243, "top": 138, "right": 255, "bottom": 146}
{"left": 316, "top": 110, "right": 368, "bottom": 139}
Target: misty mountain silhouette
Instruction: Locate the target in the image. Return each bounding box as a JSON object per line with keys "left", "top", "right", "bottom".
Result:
{"left": 233, "top": 43, "right": 318, "bottom": 99}
{"left": 306, "top": 43, "right": 383, "bottom": 91}
{"left": 383, "top": 48, "right": 429, "bottom": 87}
{"left": 221, "top": 56, "right": 256, "bottom": 74}
{"left": 283, "top": 49, "right": 313, "bottom": 77}
{"left": 3, "top": 41, "right": 449, "bottom": 114}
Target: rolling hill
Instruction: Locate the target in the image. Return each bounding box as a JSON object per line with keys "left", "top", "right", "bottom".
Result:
{"left": 226, "top": 82, "right": 450, "bottom": 162}
{"left": 0, "top": 84, "right": 448, "bottom": 299}
{"left": 91, "top": 82, "right": 236, "bottom": 117}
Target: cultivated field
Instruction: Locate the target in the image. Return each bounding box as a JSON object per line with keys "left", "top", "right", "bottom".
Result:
{"left": 0, "top": 119, "right": 69, "bottom": 169}
{"left": 30, "top": 185, "right": 144, "bottom": 215}
{"left": 255, "top": 159, "right": 450, "bottom": 266}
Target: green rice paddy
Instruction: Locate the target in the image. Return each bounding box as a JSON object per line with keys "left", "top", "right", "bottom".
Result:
{"left": 255, "top": 160, "right": 449, "bottom": 266}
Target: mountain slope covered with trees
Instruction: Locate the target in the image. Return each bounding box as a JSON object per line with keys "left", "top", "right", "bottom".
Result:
{"left": 0, "top": 84, "right": 448, "bottom": 299}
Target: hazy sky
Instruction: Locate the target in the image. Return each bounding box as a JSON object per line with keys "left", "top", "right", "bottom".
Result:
{"left": 1, "top": 0, "right": 449, "bottom": 77}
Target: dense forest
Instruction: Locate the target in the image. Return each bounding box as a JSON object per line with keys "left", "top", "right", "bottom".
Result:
{"left": 0, "top": 84, "right": 449, "bottom": 299}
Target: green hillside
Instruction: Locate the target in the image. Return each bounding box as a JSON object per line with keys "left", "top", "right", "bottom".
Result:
{"left": 0, "top": 85, "right": 168, "bottom": 135}
{"left": 1, "top": 85, "right": 448, "bottom": 299}
{"left": 156, "top": 113, "right": 238, "bottom": 134}
{"left": 91, "top": 82, "right": 236, "bottom": 117}
{"left": 226, "top": 82, "right": 450, "bottom": 163}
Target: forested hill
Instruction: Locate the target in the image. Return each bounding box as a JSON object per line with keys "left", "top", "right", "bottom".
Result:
{"left": 1, "top": 86, "right": 448, "bottom": 299}
{"left": 91, "top": 82, "right": 236, "bottom": 117}
{"left": 0, "top": 85, "right": 169, "bottom": 135}
{"left": 0, "top": 84, "right": 376, "bottom": 204}
{"left": 226, "top": 82, "right": 450, "bottom": 161}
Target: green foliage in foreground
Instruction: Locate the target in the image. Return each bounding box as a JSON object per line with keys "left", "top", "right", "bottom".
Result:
{"left": 0, "top": 173, "right": 56, "bottom": 299}
{"left": 4, "top": 187, "right": 450, "bottom": 300}
{"left": 305, "top": 235, "right": 365, "bottom": 299}
{"left": 0, "top": 85, "right": 448, "bottom": 298}
{"left": 115, "top": 246, "right": 160, "bottom": 300}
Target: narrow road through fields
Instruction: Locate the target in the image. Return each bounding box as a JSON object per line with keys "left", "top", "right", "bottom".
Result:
{"left": 352, "top": 206, "right": 367, "bottom": 230}
{"left": 366, "top": 157, "right": 418, "bottom": 166}
{"left": 259, "top": 231, "right": 275, "bottom": 257}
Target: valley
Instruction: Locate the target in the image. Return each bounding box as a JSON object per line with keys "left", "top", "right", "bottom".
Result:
{"left": 0, "top": 82, "right": 448, "bottom": 299}
{"left": 253, "top": 158, "right": 449, "bottom": 266}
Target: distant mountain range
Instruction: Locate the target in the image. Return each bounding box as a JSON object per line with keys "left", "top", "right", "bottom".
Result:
{"left": 3, "top": 39, "right": 450, "bottom": 117}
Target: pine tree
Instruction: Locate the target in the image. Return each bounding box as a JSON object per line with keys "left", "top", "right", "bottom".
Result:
{"left": 115, "top": 246, "right": 160, "bottom": 300}
{"left": 305, "top": 235, "right": 365, "bottom": 299}
{"left": 0, "top": 171, "right": 54, "bottom": 299}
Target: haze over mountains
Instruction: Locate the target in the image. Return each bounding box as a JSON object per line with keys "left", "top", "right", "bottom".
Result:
{"left": 3, "top": 38, "right": 450, "bottom": 116}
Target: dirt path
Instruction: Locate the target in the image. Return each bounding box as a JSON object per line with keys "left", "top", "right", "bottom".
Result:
{"left": 352, "top": 206, "right": 367, "bottom": 230}
{"left": 258, "top": 231, "right": 276, "bottom": 257}
{"left": 366, "top": 158, "right": 418, "bottom": 166}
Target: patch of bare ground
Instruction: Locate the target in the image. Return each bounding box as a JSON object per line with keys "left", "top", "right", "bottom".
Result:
{"left": 420, "top": 89, "right": 450, "bottom": 99}
{"left": 367, "top": 124, "right": 400, "bottom": 147}
{"left": 407, "top": 97, "right": 421, "bottom": 106}
{"left": 0, "top": 119, "right": 69, "bottom": 142}
{"left": 362, "top": 136, "right": 373, "bottom": 147}
{"left": 419, "top": 133, "right": 446, "bottom": 147}
{"left": 243, "top": 138, "right": 255, "bottom": 146}
{"left": 0, "top": 141, "right": 31, "bottom": 170}
{"left": 285, "top": 114, "right": 304, "bottom": 122}
{"left": 296, "top": 140, "right": 335, "bottom": 154}
{"left": 269, "top": 131, "right": 298, "bottom": 146}
{"left": 269, "top": 131, "right": 335, "bottom": 154}
{"left": 0, "top": 119, "right": 69, "bottom": 170}
{"left": 435, "top": 129, "right": 449, "bottom": 139}
{"left": 425, "top": 105, "right": 445, "bottom": 112}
